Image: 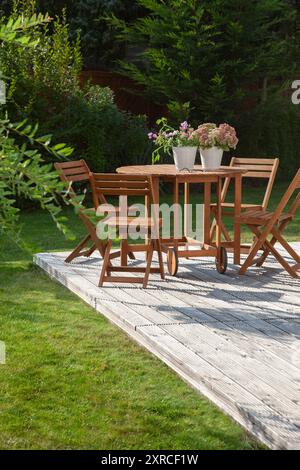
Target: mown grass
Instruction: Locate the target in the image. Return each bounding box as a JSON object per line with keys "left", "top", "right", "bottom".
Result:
{"left": 2, "top": 182, "right": 295, "bottom": 450}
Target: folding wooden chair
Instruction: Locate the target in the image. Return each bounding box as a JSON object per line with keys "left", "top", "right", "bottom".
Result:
{"left": 90, "top": 173, "right": 165, "bottom": 288}
{"left": 54, "top": 159, "right": 107, "bottom": 263}
{"left": 238, "top": 169, "right": 300, "bottom": 278}
{"left": 211, "top": 157, "right": 279, "bottom": 248}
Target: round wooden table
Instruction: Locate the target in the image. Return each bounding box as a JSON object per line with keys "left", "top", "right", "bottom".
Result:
{"left": 117, "top": 164, "right": 247, "bottom": 273}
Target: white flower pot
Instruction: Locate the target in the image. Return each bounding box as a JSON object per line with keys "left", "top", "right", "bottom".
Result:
{"left": 200, "top": 146, "right": 224, "bottom": 171}
{"left": 173, "top": 146, "right": 198, "bottom": 171}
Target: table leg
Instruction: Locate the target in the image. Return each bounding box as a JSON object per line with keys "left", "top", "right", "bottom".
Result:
{"left": 216, "top": 177, "right": 222, "bottom": 254}
{"left": 204, "top": 182, "right": 212, "bottom": 245}
{"left": 173, "top": 178, "right": 179, "bottom": 250}
{"left": 121, "top": 240, "right": 127, "bottom": 266}
{"left": 184, "top": 182, "right": 189, "bottom": 240}
{"left": 151, "top": 176, "right": 160, "bottom": 206}
{"left": 234, "top": 174, "right": 242, "bottom": 265}
{"left": 149, "top": 176, "right": 160, "bottom": 254}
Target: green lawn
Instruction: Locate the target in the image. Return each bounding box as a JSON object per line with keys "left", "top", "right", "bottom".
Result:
{"left": 2, "top": 182, "right": 296, "bottom": 450}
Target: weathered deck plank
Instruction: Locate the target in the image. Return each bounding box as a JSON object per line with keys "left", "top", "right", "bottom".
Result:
{"left": 34, "top": 246, "right": 300, "bottom": 450}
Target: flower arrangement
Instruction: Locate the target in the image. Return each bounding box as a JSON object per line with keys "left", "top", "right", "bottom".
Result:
{"left": 148, "top": 119, "right": 238, "bottom": 170}
{"left": 149, "top": 118, "right": 199, "bottom": 163}
{"left": 191, "top": 123, "right": 238, "bottom": 151}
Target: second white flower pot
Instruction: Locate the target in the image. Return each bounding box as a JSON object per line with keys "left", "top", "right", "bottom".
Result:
{"left": 173, "top": 146, "right": 198, "bottom": 171}
{"left": 200, "top": 146, "right": 224, "bottom": 171}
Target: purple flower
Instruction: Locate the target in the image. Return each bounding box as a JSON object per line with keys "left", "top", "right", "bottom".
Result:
{"left": 148, "top": 132, "right": 157, "bottom": 140}
{"left": 180, "top": 121, "right": 189, "bottom": 131}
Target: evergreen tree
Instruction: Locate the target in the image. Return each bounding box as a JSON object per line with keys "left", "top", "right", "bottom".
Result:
{"left": 110, "top": 0, "right": 299, "bottom": 123}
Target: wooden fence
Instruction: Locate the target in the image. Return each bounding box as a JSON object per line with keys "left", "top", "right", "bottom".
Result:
{"left": 79, "top": 70, "right": 166, "bottom": 124}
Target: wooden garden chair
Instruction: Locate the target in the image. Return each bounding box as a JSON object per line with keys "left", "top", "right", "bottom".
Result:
{"left": 211, "top": 157, "right": 279, "bottom": 249}
{"left": 90, "top": 173, "right": 165, "bottom": 288}
{"left": 54, "top": 159, "right": 107, "bottom": 263}
{"left": 238, "top": 169, "right": 300, "bottom": 278}
{"left": 55, "top": 159, "right": 138, "bottom": 264}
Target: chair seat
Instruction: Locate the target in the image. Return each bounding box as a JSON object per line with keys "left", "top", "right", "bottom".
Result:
{"left": 104, "top": 217, "right": 162, "bottom": 228}
{"left": 239, "top": 209, "right": 293, "bottom": 226}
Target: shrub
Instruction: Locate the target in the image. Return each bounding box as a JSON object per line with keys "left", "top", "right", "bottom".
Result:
{"left": 37, "top": 84, "right": 149, "bottom": 172}
{"left": 0, "top": 13, "right": 75, "bottom": 245}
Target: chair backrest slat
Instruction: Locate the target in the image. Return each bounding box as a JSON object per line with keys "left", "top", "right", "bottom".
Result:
{"left": 243, "top": 171, "right": 272, "bottom": 178}
{"left": 91, "top": 173, "right": 150, "bottom": 199}
{"left": 55, "top": 160, "right": 87, "bottom": 169}
{"left": 90, "top": 173, "right": 154, "bottom": 210}
{"left": 54, "top": 159, "right": 90, "bottom": 184}
{"left": 63, "top": 172, "right": 90, "bottom": 182}
{"left": 62, "top": 167, "right": 89, "bottom": 177}
{"left": 234, "top": 157, "right": 276, "bottom": 165}
{"left": 221, "top": 157, "right": 279, "bottom": 209}
{"left": 54, "top": 159, "right": 98, "bottom": 211}
{"left": 233, "top": 164, "right": 276, "bottom": 172}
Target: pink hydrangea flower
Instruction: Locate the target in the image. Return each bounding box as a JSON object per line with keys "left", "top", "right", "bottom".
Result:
{"left": 191, "top": 122, "right": 238, "bottom": 149}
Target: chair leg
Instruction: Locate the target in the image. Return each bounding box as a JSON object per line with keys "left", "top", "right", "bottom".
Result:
{"left": 256, "top": 220, "right": 289, "bottom": 267}
{"left": 263, "top": 238, "right": 299, "bottom": 278}
{"left": 241, "top": 225, "right": 299, "bottom": 278}
{"left": 143, "top": 241, "right": 154, "bottom": 288}
{"left": 65, "top": 234, "right": 91, "bottom": 263}
{"left": 146, "top": 240, "right": 153, "bottom": 264}
{"left": 293, "top": 262, "right": 300, "bottom": 271}
{"left": 271, "top": 226, "right": 300, "bottom": 263}
{"left": 99, "top": 241, "right": 112, "bottom": 287}
{"left": 256, "top": 241, "right": 275, "bottom": 267}
{"left": 82, "top": 245, "right": 97, "bottom": 258}
{"left": 80, "top": 214, "right": 106, "bottom": 259}
{"left": 239, "top": 225, "right": 267, "bottom": 275}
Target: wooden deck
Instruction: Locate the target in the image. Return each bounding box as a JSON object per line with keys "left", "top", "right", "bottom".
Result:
{"left": 34, "top": 244, "right": 300, "bottom": 450}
